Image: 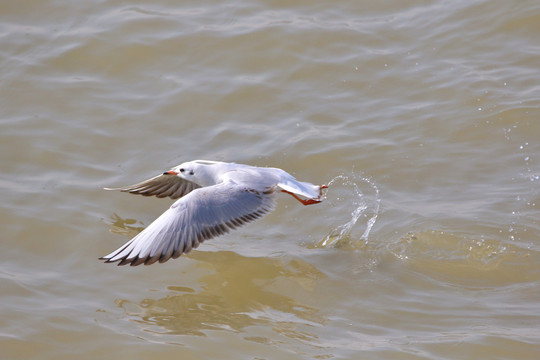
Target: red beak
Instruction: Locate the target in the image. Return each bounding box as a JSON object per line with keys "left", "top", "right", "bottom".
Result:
{"left": 164, "top": 170, "right": 178, "bottom": 175}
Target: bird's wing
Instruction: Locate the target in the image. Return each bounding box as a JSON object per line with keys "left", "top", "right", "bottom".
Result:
{"left": 100, "top": 181, "right": 276, "bottom": 266}
{"left": 104, "top": 173, "right": 200, "bottom": 199}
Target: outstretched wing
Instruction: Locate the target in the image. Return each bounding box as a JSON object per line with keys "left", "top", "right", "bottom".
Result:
{"left": 100, "top": 181, "right": 276, "bottom": 266}
{"left": 104, "top": 173, "right": 200, "bottom": 199}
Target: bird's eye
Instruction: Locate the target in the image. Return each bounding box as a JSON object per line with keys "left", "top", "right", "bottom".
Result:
{"left": 179, "top": 168, "right": 185, "bottom": 173}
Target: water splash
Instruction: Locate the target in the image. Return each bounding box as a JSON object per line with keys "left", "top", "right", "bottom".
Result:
{"left": 316, "top": 173, "right": 381, "bottom": 248}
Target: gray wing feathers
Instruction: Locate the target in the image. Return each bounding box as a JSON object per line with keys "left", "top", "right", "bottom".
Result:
{"left": 104, "top": 173, "right": 200, "bottom": 199}
{"left": 100, "top": 182, "right": 275, "bottom": 266}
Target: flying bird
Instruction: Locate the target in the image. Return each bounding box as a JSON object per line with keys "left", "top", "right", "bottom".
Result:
{"left": 101, "top": 160, "right": 327, "bottom": 266}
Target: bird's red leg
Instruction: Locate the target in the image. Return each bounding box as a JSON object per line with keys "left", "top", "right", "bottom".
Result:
{"left": 281, "top": 190, "right": 321, "bottom": 205}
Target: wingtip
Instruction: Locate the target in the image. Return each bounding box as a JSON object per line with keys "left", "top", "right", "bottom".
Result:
{"left": 100, "top": 255, "right": 127, "bottom": 265}
{"left": 99, "top": 255, "right": 152, "bottom": 266}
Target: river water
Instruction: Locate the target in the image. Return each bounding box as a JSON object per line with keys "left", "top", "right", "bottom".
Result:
{"left": 2, "top": 1, "right": 540, "bottom": 359}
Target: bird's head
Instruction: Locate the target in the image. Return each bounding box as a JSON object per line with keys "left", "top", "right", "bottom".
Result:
{"left": 165, "top": 160, "right": 225, "bottom": 186}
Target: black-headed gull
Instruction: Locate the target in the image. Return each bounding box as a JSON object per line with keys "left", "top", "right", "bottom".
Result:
{"left": 101, "top": 160, "right": 327, "bottom": 266}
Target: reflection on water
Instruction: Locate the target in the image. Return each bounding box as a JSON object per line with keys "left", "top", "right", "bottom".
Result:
{"left": 105, "top": 213, "right": 144, "bottom": 238}
{"left": 116, "top": 251, "right": 327, "bottom": 345}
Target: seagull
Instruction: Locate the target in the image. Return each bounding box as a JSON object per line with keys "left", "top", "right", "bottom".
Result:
{"left": 101, "top": 160, "right": 327, "bottom": 266}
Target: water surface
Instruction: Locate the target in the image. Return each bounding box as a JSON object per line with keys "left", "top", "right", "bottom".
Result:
{"left": 2, "top": 1, "right": 540, "bottom": 359}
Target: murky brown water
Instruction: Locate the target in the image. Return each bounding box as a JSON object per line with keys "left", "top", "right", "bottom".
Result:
{"left": 2, "top": 1, "right": 540, "bottom": 359}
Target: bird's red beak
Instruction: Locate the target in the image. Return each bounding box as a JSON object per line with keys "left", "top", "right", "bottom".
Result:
{"left": 164, "top": 170, "right": 179, "bottom": 175}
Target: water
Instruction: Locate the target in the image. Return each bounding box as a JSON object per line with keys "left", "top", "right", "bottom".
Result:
{"left": 2, "top": 0, "right": 540, "bottom": 359}
{"left": 316, "top": 174, "right": 381, "bottom": 248}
